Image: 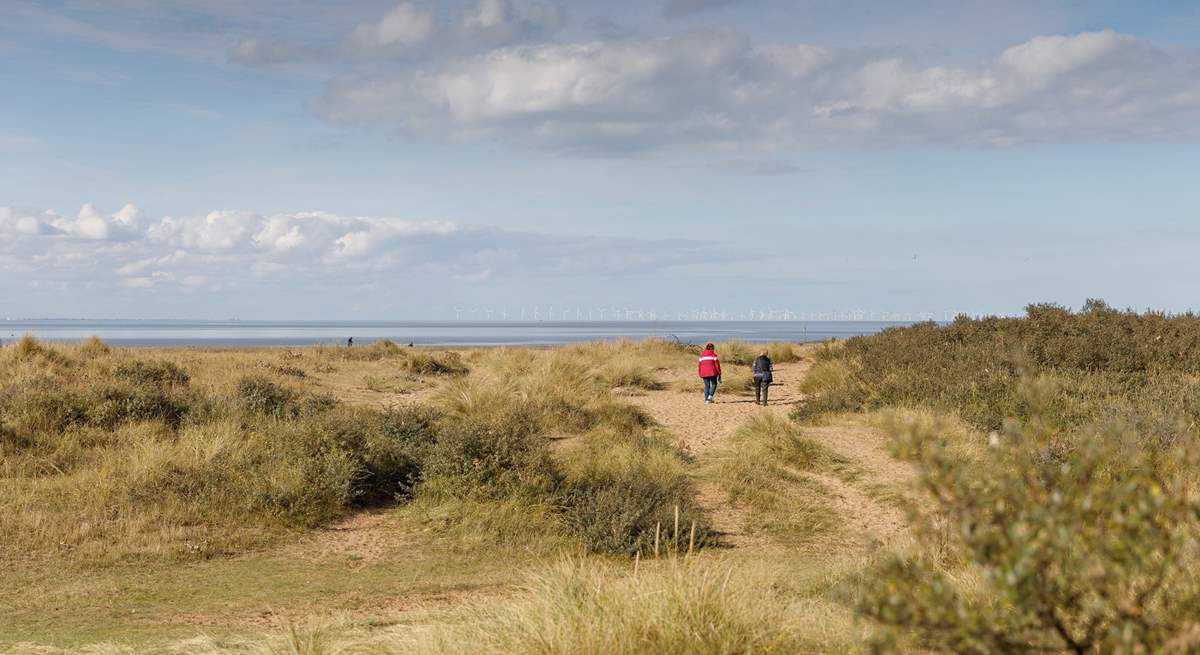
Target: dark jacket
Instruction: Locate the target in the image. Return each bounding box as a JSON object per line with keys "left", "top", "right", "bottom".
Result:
{"left": 752, "top": 355, "right": 773, "bottom": 382}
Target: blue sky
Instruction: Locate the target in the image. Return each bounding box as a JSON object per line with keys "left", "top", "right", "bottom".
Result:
{"left": 2, "top": 0, "right": 1200, "bottom": 319}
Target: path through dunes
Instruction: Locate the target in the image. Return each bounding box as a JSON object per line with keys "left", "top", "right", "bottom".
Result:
{"left": 630, "top": 349, "right": 914, "bottom": 550}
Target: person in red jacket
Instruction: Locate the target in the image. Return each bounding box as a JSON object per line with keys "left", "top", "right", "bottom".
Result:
{"left": 698, "top": 342, "right": 722, "bottom": 403}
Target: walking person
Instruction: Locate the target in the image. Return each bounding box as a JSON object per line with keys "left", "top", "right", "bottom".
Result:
{"left": 698, "top": 342, "right": 722, "bottom": 403}
{"left": 752, "top": 349, "right": 773, "bottom": 406}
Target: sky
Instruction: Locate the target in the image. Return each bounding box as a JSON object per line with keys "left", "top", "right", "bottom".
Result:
{"left": 2, "top": 0, "right": 1200, "bottom": 320}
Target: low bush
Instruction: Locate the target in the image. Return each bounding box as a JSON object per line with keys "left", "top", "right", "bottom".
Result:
{"left": 113, "top": 360, "right": 190, "bottom": 387}
{"left": 421, "top": 406, "right": 558, "bottom": 499}
{"left": 234, "top": 375, "right": 300, "bottom": 418}
{"left": 559, "top": 430, "right": 708, "bottom": 555}
{"left": 861, "top": 393, "right": 1200, "bottom": 653}
{"left": 84, "top": 383, "right": 190, "bottom": 429}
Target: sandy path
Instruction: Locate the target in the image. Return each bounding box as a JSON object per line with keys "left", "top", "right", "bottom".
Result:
{"left": 630, "top": 351, "right": 912, "bottom": 550}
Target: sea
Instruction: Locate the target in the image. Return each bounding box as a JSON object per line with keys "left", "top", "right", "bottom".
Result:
{"left": 1, "top": 319, "right": 918, "bottom": 348}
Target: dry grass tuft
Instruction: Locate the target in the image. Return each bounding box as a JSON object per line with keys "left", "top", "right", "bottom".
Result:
{"left": 717, "top": 413, "right": 841, "bottom": 544}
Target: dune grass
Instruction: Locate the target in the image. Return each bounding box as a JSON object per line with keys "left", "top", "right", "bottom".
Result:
{"left": 3, "top": 336, "right": 847, "bottom": 653}
{"left": 3, "top": 554, "right": 863, "bottom": 655}
{"left": 388, "top": 558, "right": 809, "bottom": 655}
{"left": 716, "top": 413, "right": 841, "bottom": 545}
{"left": 0, "top": 337, "right": 714, "bottom": 566}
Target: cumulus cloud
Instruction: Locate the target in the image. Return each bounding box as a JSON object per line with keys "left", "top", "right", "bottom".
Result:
{"left": 0, "top": 204, "right": 727, "bottom": 295}
{"left": 350, "top": 2, "right": 435, "bottom": 49}
{"left": 455, "top": 0, "right": 563, "bottom": 47}
{"left": 315, "top": 29, "right": 1200, "bottom": 151}
{"left": 344, "top": 0, "right": 562, "bottom": 55}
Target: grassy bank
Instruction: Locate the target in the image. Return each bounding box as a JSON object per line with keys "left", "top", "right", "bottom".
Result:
{"left": 792, "top": 301, "right": 1200, "bottom": 652}
{"left": 0, "top": 337, "right": 731, "bottom": 565}
{"left": 4, "top": 336, "right": 854, "bottom": 653}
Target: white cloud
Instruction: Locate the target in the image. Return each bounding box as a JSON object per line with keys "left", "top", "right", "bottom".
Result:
{"left": 315, "top": 29, "right": 1200, "bottom": 151}
{"left": 456, "top": 0, "right": 563, "bottom": 46}
{"left": 350, "top": 2, "right": 435, "bottom": 49}
{"left": 0, "top": 204, "right": 726, "bottom": 296}
{"left": 342, "top": 0, "right": 563, "bottom": 57}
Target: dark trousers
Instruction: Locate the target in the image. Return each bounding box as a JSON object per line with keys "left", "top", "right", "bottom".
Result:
{"left": 703, "top": 376, "right": 718, "bottom": 400}
{"left": 754, "top": 377, "right": 770, "bottom": 404}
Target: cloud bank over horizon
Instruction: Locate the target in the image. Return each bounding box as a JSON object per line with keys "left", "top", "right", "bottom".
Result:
{"left": 0, "top": 203, "right": 731, "bottom": 315}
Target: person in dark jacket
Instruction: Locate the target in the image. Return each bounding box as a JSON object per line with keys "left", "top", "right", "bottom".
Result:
{"left": 752, "top": 350, "right": 773, "bottom": 406}
{"left": 698, "top": 342, "right": 722, "bottom": 403}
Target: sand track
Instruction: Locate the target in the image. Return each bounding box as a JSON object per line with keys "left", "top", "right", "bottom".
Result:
{"left": 630, "top": 351, "right": 912, "bottom": 549}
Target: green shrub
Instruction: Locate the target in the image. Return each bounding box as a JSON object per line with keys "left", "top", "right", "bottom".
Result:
{"left": 84, "top": 384, "right": 190, "bottom": 429}
{"left": 113, "top": 360, "right": 190, "bottom": 387}
{"left": 861, "top": 392, "right": 1200, "bottom": 653}
{"left": 559, "top": 430, "right": 708, "bottom": 555}
{"left": 234, "top": 375, "right": 300, "bottom": 418}
{"left": 422, "top": 406, "right": 558, "bottom": 499}
{"left": 295, "top": 405, "right": 441, "bottom": 504}
{"left": 791, "top": 300, "right": 1200, "bottom": 437}
{"left": 2, "top": 385, "right": 89, "bottom": 436}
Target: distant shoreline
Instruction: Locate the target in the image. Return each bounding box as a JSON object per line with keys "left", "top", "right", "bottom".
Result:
{"left": 2, "top": 319, "right": 921, "bottom": 348}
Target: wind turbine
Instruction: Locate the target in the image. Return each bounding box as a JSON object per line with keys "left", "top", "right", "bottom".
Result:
{"left": 454, "top": 307, "right": 464, "bottom": 321}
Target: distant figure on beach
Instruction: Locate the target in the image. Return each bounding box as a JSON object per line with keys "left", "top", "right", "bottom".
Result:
{"left": 698, "top": 342, "right": 721, "bottom": 404}
{"left": 347, "top": 337, "right": 353, "bottom": 347}
{"left": 752, "top": 350, "right": 773, "bottom": 406}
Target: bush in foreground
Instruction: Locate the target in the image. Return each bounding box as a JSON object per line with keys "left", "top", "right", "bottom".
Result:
{"left": 861, "top": 396, "right": 1200, "bottom": 653}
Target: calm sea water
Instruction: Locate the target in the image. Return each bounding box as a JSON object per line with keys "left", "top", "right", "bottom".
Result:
{"left": 2, "top": 319, "right": 917, "bottom": 347}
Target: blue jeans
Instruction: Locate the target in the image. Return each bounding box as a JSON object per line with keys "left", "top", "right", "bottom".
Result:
{"left": 703, "top": 376, "right": 718, "bottom": 400}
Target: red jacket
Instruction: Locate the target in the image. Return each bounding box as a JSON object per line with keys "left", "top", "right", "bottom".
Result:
{"left": 698, "top": 349, "right": 721, "bottom": 378}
